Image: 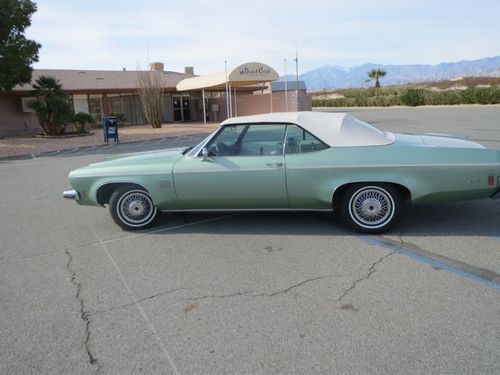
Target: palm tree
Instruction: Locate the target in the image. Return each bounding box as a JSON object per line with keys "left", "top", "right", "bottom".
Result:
{"left": 367, "top": 68, "right": 387, "bottom": 88}
{"left": 29, "top": 76, "right": 72, "bottom": 135}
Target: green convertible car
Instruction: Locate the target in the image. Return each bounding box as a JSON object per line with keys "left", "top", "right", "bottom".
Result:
{"left": 63, "top": 112, "right": 500, "bottom": 233}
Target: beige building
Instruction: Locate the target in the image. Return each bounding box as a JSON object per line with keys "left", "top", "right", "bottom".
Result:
{"left": 0, "top": 62, "right": 311, "bottom": 137}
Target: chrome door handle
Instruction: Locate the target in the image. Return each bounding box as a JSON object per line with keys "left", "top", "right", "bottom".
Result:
{"left": 266, "top": 162, "right": 284, "bottom": 168}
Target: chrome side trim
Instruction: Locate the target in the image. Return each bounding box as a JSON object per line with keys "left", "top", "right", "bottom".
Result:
{"left": 71, "top": 167, "right": 282, "bottom": 177}
{"left": 174, "top": 167, "right": 279, "bottom": 174}
{"left": 160, "top": 208, "right": 332, "bottom": 213}
{"left": 72, "top": 172, "right": 165, "bottom": 178}
{"left": 63, "top": 189, "right": 80, "bottom": 201}
{"left": 286, "top": 163, "right": 500, "bottom": 170}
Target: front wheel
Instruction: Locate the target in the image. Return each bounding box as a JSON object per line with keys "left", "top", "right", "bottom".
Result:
{"left": 109, "top": 187, "right": 158, "bottom": 230}
{"left": 340, "top": 184, "right": 401, "bottom": 234}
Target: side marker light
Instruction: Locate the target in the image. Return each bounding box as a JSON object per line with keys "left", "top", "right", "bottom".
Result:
{"left": 487, "top": 175, "right": 495, "bottom": 186}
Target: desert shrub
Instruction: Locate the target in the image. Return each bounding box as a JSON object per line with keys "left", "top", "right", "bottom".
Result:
{"left": 400, "top": 89, "right": 425, "bottom": 106}
{"left": 424, "top": 90, "right": 461, "bottom": 105}
{"left": 115, "top": 113, "right": 127, "bottom": 123}
{"left": 312, "top": 86, "right": 500, "bottom": 107}
{"left": 460, "top": 87, "right": 477, "bottom": 104}
{"left": 73, "top": 112, "right": 94, "bottom": 133}
{"left": 463, "top": 87, "right": 500, "bottom": 104}
{"left": 353, "top": 94, "right": 369, "bottom": 106}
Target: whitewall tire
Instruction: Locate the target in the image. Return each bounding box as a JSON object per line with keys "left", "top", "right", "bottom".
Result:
{"left": 340, "top": 184, "right": 401, "bottom": 234}
{"left": 109, "top": 187, "right": 158, "bottom": 230}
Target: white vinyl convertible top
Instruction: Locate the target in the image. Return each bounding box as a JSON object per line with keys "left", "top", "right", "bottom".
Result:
{"left": 221, "top": 111, "right": 395, "bottom": 147}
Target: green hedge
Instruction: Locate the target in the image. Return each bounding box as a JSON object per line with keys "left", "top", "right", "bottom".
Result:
{"left": 313, "top": 95, "right": 400, "bottom": 107}
{"left": 312, "top": 86, "right": 500, "bottom": 107}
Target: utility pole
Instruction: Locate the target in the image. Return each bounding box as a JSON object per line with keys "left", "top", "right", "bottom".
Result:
{"left": 284, "top": 58, "right": 288, "bottom": 112}
{"left": 225, "top": 60, "right": 229, "bottom": 119}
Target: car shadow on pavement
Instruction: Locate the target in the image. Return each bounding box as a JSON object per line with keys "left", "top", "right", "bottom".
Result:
{"left": 147, "top": 199, "right": 499, "bottom": 238}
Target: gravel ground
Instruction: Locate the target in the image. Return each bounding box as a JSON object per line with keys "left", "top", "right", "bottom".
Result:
{"left": 3, "top": 105, "right": 499, "bottom": 158}
{"left": 0, "top": 122, "right": 219, "bottom": 157}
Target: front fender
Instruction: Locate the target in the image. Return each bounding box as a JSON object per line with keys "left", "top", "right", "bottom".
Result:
{"left": 71, "top": 173, "right": 179, "bottom": 209}
{"left": 96, "top": 174, "right": 178, "bottom": 209}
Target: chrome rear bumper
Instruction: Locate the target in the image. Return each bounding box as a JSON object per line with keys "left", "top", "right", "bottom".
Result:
{"left": 63, "top": 189, "right": 80, "bottom": 200}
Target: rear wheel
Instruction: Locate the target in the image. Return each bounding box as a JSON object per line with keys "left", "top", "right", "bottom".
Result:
{"left": 340, "top": 183, "right": 401, "bottom": 234}
{"left": 109, "top": 187, "right": 158, "bottom": 230}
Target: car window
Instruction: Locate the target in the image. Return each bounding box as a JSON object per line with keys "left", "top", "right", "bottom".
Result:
{"left": 206, "top": 124, "right": 287, "bottom": 156}
{"left": 285, "top": 125, "right": 329, "bottom": 154}
{"left": 204, "top": 124, "right": 247, "bottom": 156}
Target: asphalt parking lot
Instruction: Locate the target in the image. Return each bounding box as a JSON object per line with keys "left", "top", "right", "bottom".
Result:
{"left": 1, "top": 106, "right": 499, "bottom": 374}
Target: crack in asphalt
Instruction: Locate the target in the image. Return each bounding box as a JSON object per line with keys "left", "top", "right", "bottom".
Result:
{"left": 178, "top": 274, "right": 347, "bottom": 301}
{"left": 255, "top": 274, "right": 344, "bottom": 297}
{"left": 93, "top": 274, "right": 348, "bottom": 315}
{"left": 178, "top": 290, "right": 254, "bottom": 301}
{"left": 336, "top": 251, "right": 395, "bottom": 302}
{"left": 336, "top": 225, "right": 410, "bottom": 303}
{"left": 92, "top": 287, "right": 186, "bottom": 315}
{"left": 64, "top": 249, "right": 100, "bottom": 370}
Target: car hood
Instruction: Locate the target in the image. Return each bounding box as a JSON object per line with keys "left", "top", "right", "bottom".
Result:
{"left": 395, "top": 133, "right": 486, "bottom": 149}
{"left": 70, "top": 147, "right": 186, "bottom": 177}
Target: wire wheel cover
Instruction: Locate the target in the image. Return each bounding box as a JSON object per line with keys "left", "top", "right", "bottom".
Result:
{"left": 118, "top": 191, "right": 155, "bottom": 225}
{"left": 349, "top": 187, "right": 394, "bottom": 227}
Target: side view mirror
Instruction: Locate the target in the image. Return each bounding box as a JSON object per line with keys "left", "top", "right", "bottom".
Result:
{"left": 202, "top": 147, "right": 210, "bottom": 161}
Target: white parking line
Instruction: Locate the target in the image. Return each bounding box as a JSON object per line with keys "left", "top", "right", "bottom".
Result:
{"left": 2, "top": 214, "right": 238, "bottom": 267}
{"left": 81, "top": 208, "right": 181, "bottom": 375}
{"left": 103, "top": 214, "right": 238, "bottom": 245}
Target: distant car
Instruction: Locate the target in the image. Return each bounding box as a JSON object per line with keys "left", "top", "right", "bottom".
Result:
{"left": 63, "top": 112, "right": 500, "bottom": 233}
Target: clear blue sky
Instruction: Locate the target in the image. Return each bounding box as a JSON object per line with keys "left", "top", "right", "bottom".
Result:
{"left": 26, "top": 0, "right": 500, "bottom": 74}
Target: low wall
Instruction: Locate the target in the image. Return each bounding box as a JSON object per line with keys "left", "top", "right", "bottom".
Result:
{"left": 207, "top": 91, "right": 312, "bottom": 122}
{"left": 0, "top": 96, "right": 39, "bottom": 137}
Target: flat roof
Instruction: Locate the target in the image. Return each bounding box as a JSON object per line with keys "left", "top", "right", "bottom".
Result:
{"left": 12, "top": 69, "right": 189, "bottom": 92}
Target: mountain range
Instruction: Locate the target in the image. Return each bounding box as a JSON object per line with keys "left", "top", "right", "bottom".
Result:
{"left": 289, "top": 56, "right": 500, "bottom": 91}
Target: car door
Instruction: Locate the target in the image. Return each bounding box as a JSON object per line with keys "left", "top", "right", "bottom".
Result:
{"left": 173, "top": 123, "right": 288, "bottom": 209}
{"left": 283, "top": 124, "right": 333, "bottom": 209}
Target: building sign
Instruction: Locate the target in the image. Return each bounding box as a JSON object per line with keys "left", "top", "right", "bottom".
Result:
{"left": 229, "top": 62, "right": 279, "bottom": 82}
{"left": 239, "top": 66, "right": 271, "bottom": 76}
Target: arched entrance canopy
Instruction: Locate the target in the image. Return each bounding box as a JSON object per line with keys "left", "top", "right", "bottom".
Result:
{"left": 176, "top": 62, "right": 279, "bottom": 91}
{"left": 176, "top": 62, "right": 279, "bottom": 124}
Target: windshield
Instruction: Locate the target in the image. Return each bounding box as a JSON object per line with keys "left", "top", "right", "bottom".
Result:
{"left": 185, "top": 130, "right": 219, "bottom": 157}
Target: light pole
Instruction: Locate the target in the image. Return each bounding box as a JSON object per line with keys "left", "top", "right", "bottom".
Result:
{"left": 293, "top": 50, "right": 299, "bottom": 111}
{"left": 224, "top": 60, "right": 229, "bottom": 119}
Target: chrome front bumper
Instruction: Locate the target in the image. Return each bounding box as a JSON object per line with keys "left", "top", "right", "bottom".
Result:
{"left": 63, "top": 189, "right": 80, "bottom": 200}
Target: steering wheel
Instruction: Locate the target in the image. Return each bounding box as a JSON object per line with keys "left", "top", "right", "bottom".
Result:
{"left": 216, "top": 142, "right": 231, "bottom": 156}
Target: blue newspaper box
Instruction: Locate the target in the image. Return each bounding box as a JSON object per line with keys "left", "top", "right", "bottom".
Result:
{"left": 102, "top": 116, "right": 119, "bottom": 143}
